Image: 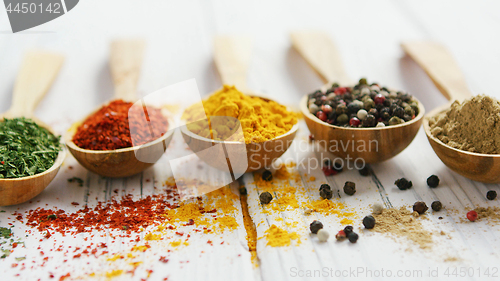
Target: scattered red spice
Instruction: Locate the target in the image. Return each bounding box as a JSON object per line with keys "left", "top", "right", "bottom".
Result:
{"left": 159, "top": 256, "right": 169, "bottom": 263}
{"left": 72, "top": 100, "right": 169, "bottom": 150}
{"left": 71, "top": 202, "right": 79, "bottom": 206}
{"left": 22, "top": 194, "right": 180, "bottom": 235}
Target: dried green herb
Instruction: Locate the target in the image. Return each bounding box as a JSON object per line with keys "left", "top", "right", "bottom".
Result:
{"left": 0, "top": 117, "right": 61, "bottom": 178}
{"left": 0, "top": 227, "right": 12, "bottom": 239}
{"left": 67, "top": 177, "right": 84, "bottom": 186}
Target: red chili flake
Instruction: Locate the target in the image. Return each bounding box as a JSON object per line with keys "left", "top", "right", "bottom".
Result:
{"left": 186, "top": 219, "right": 194, "bottom": 225}
{"left": 12, "top": 242, "right": 18, "bottom": 248}
{"left": 59, "top": 273, "right": 71, "bottom": 281}
{"left": 159, "top": 256, "right": 169, "bottom": 263}
{"left": 71, "top": 202, "right": 79, "bottom": 206}
{"left": 175, "top": 231, "right": 184, "bottom": 236}
{"left": 49, "top": 274, "right": 54, "bottom": 278}
{"left": 44, "top": 231, "right": 51, "bottom": 239}
{"left": 72, "top": 100, "right": 169, "bottom": 150}
{"left": 1, "top": 161, "right": 4, "bottom": 165}
{"left": 12, "top": 263, "right": 18, "bottom": 268}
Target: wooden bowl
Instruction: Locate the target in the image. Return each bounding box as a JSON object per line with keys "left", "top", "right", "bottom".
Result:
{"left": 180, "top": 123, "right": 298, "bottom": 174}
{"left": 180, "top": 95, "right": 299, "bottom": 173}
{"left": 423, "top": 105, "right": 500, "bottom": 183}
{"left": 300, "top": 95, "right": 425, "bottom": 163}
{"left": 65, "top": 113, "right": 175, "bottom": 178}
{"left": 0, "top": 119, "right": 66, "bottom": 206}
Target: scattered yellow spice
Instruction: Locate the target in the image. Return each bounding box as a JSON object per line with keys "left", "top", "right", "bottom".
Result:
{"left": 305, "top": 199, "right": 354, "bottom": 224}
{"left": 263, "top": 224, "right": 300, "bottom": 247}
{"left": 144, "top": 233, "right": 161, "bottom": 241}
{"left": 183, "top": 85, "right": 297, "bottom": 143}
{"left": 105, "top": 270, "right": 123, "bottom": 279}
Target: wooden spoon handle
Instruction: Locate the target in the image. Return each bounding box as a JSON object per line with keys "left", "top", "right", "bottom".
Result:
{"left": 110, "top": 39, "right": 145, "bottom": 102}
{"left": 213, "top": 36, "right": 252, "bottom": 91}
{"left": 291, "top": 31, "right": 351, "bottom": 85}
{"left": 8, "top": 51, "right": 64, "bottom": 118}
{"left": 401, "top": 42, "right": 472, "bottom": 103}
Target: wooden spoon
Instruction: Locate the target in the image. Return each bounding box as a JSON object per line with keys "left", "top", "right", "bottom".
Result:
{"left": 402, "top": 41, "right": 500, "bottom": 183}
{"left": 0, "top": 51, "right": 65, "bottom": 206}
{"left": 291, "top": 31, "right": 425, "bottom": 163}
{"left": 180, "top": 36, "right": 299, "bottom": 174}
{"left": 65, "top": 40, "right": 175, "bottom": 178}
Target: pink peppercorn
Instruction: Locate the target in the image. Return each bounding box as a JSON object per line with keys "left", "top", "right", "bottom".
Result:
{"left": 374, "top": 94, "right": 385, "bottom": 104}
{"left": 349, "top": 117, "right": 361, "bottom": 127}
{"left": 316, "top": 111, "right": 327, "bottom": 122}
{"left": 467, "top": 210, "right": 478, "bottom": 222}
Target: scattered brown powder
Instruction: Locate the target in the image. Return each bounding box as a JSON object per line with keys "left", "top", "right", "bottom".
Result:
{"left": 474, "top": 206, "right": 500, "bottom": 225}
{"left": 429, "top": 95, "right": 500, "bottom": 154}
{"left": 371, "top": 207, "right": 434, "bottom": 250}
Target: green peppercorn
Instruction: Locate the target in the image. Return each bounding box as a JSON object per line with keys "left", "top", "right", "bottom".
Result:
{"left": 260, "top": 192, "right": 273, "bottom": 204}
{"left": 47, "top": 214, "right": 57, "bottom": 220}
{"left": 362, "top": 215, "right": 376, "bottom": 229}
{"left": 388, "top": 116, "right": 403, "bottom": 125}
{"left": 395, "top": 178, "right": 412, "bottom": 190}
{"left": 309, "top": 220, "right": 323, "bottom": 234}
{"left": 486, "top": 190, "right": 497, "bottom": 200}
{"left": 347, "top": 232, "right": 359, "bottom": 243}
{"left": 337, "top": 114, "right": 349, "bottom": 125}
{"left": 413, "top": 201, "right": 428, "bottom": 214}
{"left": 431, "top": 201, "right": 442, "bottom": 211}
{"left": 343, "top": 181, "right": 356, "bottom": 196}
{"left": 364, "top": 99, "right": 375, "bottom": 110}
{"left": 404, "top": 106, "right": 415, "bottom": 117}
{"left": 262, "top": 170, "right": 273, "bottom": 181}
{"left": 359, "top": 78, "right": 367, "bottom": 85}
{"left": 427, "top": 175, "right": 440, "bottom": 188}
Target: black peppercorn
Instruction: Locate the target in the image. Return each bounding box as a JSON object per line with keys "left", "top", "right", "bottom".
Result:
{"left": 413, "top": 201, "right": 428, "bottom": 214}
{"left": 336, "top": 104, "right": 348, "bottom": 115}
{"left": 368, "top": 108, "right": 378, "bottom": 119}
{"left": 362, "top": 114, "right": 377, "bottom": 127}
{"left": 343, "top": 225, "right": 354, "bottom": 236}
{"left": 344, "top": 181, "right": 356, "bottom": 195}
{"left": 259, "top": 192, "right": 273, "bottom": 204}
{"left": 362, "top": 215, "right": 376, "bottom": 229}
{"left": 431, "top": 201, "right": 442, "bottom": 211}
{"left": 426, "top": 175, "right": 440, "bottom": 188}
{"left": 347, "top": 102, "right": 361, "bottom": 114}
{"left": 309, "top": 220, "right": 323, "bottom": 234}
{"left": 395, "top": 178, "right": 412, "bottom": 190}
{"left": 393, "top": 106, "right": 405, "bottom": 118}
{"left": 319, "top": 184, "right": 331, "bottom": 192}
{"left": 347, "top": 232, "right": 359, "bottom": 243}
{"left": 320, "top": 188, "right": 333, "bottom": 199}
{"left": 262, "top": 170, "right": 273, "bottom": 181}
{"left": 486, "top": 190, "right": 497, "bottom": 200}
{"left": 358, "top": 166, "right": 370, "bottom": 176}
{"left": 333, "top": 162, "right": 343, "bottom": 172}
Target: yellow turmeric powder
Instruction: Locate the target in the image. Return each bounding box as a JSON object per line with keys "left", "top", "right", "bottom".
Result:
{"left": 263, "top": 224, "right": 300, "bottom": 247}
{"left": 183, "top": 85, "right": 297, "bottom": 143}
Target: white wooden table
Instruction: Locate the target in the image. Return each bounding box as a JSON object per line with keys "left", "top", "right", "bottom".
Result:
{"left": 1, "top": 1, "right": 500, "bottom": 280}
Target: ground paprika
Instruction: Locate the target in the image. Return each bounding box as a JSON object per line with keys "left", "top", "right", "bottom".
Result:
{"left": 72, "top": 100, "right": 169, "bottom": 150}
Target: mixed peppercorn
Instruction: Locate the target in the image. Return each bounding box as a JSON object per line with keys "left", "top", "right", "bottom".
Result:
{"left": 307, "top": 78, "right": 419, "bottom": 128}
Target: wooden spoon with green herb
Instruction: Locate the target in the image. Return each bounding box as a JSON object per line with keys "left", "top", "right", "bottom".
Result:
{"left": 0, "top": 51, "right": 65, "bottom": 206}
